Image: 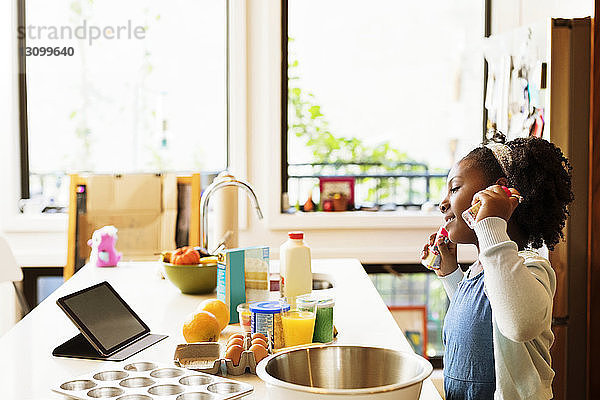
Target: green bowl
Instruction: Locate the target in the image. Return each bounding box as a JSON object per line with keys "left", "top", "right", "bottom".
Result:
{"left": 162, "top": 262, "right": 217, "bottom": 294}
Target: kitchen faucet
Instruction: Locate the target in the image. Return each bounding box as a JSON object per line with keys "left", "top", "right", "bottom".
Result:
{"left": 200, "top": 173, "right": 263, "bottom": 251}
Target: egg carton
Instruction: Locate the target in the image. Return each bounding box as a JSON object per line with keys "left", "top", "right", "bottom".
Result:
{"left": 52, "top": 361, "right": 253, "bottom": 400}
{"left": 174, "top": 335, "right": 269, "bottom": 376}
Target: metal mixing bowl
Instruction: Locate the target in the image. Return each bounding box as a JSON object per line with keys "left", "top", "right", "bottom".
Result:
{"left": 256, "top": 344, "right": 433, "bottom": 399}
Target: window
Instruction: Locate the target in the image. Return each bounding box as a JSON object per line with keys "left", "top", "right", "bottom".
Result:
{"left": 283, "top": 0, "right": 485, "bottom": 212}
{"left": 18, "top": 0, "right": 228, "bottom": 212}
{"left": 370, "top": 271, "right": 448, "bottom": 361}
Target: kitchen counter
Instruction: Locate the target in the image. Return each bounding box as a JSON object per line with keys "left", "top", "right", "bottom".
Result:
{"left": 0, "top": 259, "right": 441, "bottom": 399}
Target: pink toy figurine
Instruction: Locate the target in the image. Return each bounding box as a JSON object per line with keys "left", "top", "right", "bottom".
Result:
{"left": 87, "top": 225, "right": 122, "bottom": 267}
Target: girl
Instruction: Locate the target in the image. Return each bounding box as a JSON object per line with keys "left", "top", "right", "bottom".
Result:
{"left": 421, "top": 136, "right": 573, "bottom": 400}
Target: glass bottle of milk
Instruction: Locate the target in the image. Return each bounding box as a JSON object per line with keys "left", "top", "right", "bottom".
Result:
{"left": 279, "top": 231, "right": 312, "bottom": 304}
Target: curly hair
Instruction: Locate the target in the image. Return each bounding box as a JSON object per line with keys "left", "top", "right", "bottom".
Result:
{"left": 462, "top": 137, "right": 574, "bottom": 250}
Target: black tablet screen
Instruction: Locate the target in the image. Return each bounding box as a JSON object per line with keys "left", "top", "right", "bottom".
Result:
{"left": 61, "top": 283, "right": 148, "bottom": 353}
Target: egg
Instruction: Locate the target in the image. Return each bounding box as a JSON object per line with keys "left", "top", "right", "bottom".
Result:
{"left": 228, "top": 333, "right": 245, "bottom": 341}
{"left": 251, "top": 338, "right": 268, "bottom": 349}
{"left": 225, "top": 344, "right": 244, "bottom": 366}
{"left": 251, "top": 332, "right": 268, "bottom": 342}
{"left": 249, "top": 343, "right": 268, "bottom": 363}
{"left": 227, "top": 337, "right": 244, "bottom": 348}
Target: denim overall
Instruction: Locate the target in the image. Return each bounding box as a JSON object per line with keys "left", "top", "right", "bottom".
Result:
{"left": 443, "top": 270, "right": 496, "bottom": 400}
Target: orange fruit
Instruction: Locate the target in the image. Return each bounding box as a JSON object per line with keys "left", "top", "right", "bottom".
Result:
{"left": 182, "top": 310, "right": 220, "bottom": 343}
{"left": 197, "top": 299, "right": 230, "bottom": 331}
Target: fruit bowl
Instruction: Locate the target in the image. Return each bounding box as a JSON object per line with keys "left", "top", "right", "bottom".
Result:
{"left": 162, "top": 262, "right": 217, "bottom": 294}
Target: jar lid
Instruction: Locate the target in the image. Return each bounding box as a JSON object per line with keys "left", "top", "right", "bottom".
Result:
{"left": 316, "top": 298, "right": 335, "bottom": 308}
{"left": 297, "top": 293, "right": 334, "bottom": 308}
{"left": 249, "top": 301, "right": 290, "bottom": 314}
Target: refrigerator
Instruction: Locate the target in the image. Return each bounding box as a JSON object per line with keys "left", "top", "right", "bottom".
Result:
{"left": 483, "top": 18, "right": 591, "bottom": 400}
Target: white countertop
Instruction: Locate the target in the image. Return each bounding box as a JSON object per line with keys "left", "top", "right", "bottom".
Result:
{"left": 0, "top": 259, "right": 441, "bottom": 399}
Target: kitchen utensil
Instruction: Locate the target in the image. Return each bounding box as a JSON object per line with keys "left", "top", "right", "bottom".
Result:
{"left": 256, "top": 344, "right": 432, "bottom": 399}
{"left": 53, "top": 361, "right": 253, "bottom": 399}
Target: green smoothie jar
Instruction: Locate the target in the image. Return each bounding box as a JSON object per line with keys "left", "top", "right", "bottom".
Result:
{"left": 298, "top": 294, "right": 335, "bottom": 343}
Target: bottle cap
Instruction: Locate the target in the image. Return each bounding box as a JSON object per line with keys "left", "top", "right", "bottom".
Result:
{"left": 288, "top": 231, "right": 304, "bottom": 240}
{"left": 249, "top": 301, "right": 290, "bottom": 314}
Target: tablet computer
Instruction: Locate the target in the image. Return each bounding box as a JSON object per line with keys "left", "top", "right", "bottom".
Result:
{"left": 56, "top": 281, "right": 164, "bottom": 358}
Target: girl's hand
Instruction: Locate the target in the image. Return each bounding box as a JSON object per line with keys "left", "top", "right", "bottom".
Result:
{"left": 421, "top": 232, "right": 459, "bottom": 277}
{"left": 472, "top": 185, "right": 521, "bottom": 223}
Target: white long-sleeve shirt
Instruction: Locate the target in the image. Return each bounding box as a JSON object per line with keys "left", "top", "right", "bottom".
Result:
{"left": 440, "top": 217, "right": 556, "bottom": 400}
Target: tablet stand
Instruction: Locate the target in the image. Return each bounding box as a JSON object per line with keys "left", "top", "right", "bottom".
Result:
{"left": 53, "top": 332, "right": 168, "bottom": 361}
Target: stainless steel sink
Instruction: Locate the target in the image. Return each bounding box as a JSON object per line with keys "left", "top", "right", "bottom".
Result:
{"left": 270, "top": 273, "right": 334, "bottom": 292}
{"left": 312, "top": 273, "right": 334, "bottom": 290}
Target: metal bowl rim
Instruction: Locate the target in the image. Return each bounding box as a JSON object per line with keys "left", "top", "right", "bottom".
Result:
{"left": 256, "top": 344, "right": 433, "bottom": 395}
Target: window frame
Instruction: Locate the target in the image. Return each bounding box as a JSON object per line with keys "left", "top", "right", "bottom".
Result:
{"left": 10, "top": 0, "right": 248, "bottom": 236}
{"left": 17, "top": 0, "right": 28, "bottom": 200}
{"left": 280, "top": 0, "right": 490, "bottom": 216}
{"left": 279, "top": 0, "right": 492, "bottom": 366}
{"left": 17, "top": 0, "right": 233, "bottom": 201}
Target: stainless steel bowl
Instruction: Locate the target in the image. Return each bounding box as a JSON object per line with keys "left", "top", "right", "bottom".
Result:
{"left": 256, "top": 345, "right": 432, "bottom": 400}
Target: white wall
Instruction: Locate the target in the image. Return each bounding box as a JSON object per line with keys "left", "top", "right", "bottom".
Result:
{"left": 0, "top": 0, "right": 20, "bottom": 337}
{"left": 492, "top": 0, "right": 593, "bottom": 34}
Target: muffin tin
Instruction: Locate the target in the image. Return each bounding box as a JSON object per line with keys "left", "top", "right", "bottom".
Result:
{"left": 52, "top": 361, "right": 253, "bottom": 399}
{"left": 174, "top": 335, "right": 267, "bottom": 376}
